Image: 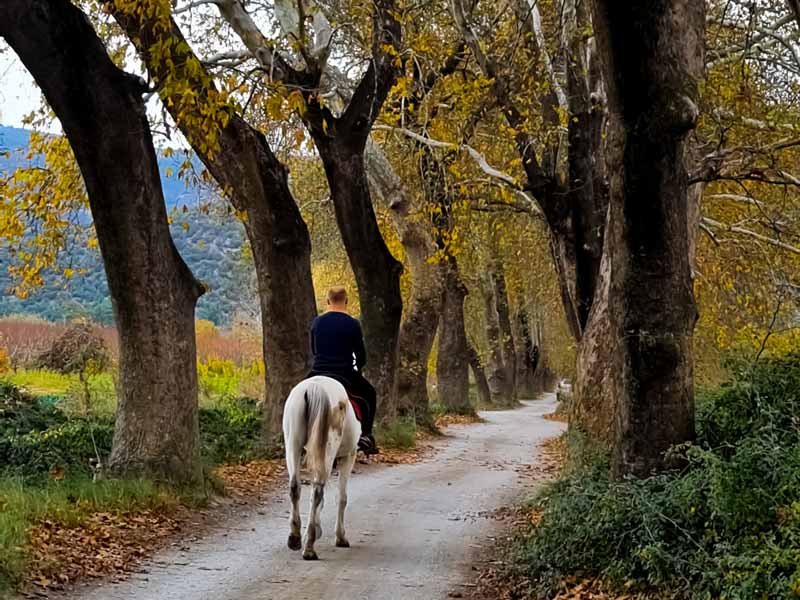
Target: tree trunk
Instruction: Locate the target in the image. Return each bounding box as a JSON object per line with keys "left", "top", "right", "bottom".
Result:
{"left": 565, "top": 0, "right": 607, "bottom": 332}
{"left": 491, "top": 259, "right": 517, "bottom": 402}
{"left": 2, "top": 0, "right": 204, "bottom": 481}
{"left": 365, "top": 142, "right": 442, "bottom": 426}
{"left": 467, "top": 341, "right": 492, "bottom": 407}
{"left": 210, "top": 125, "right": 316, "bottom": 441}
{"left": 574, "top": 235, "right": 617, "bottom": 441}
{"left": 590, "top": 0, "right": 704, "bottom": 476}
{"left": 481, "top": 270, "right": 509, "bottom": 405}
{"left": 315, "top": 141, "right": 404, "bottom": 421}
{"left": 436, "top": 259, "right": 472, "bottom": 414}
{"left": 514, "top": 311, "right": 539, "bottom": 397}
{"left": 107, "top": 11, "right": 317, "bottom": 443}
{"left": 297, "top": 0, "right": 403, "bottom": 421}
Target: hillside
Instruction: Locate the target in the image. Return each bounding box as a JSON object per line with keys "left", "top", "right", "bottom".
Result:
{"left": 0, "top": 125, "right": 254, "bottom": 326}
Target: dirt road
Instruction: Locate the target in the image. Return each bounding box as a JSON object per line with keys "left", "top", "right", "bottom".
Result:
{"left": 70, "top": 395, "right": 564, "bottom": 600}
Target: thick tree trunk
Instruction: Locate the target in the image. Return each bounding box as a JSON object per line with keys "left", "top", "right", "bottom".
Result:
{"left": 481, "top": 271, "right": 509, "bottom": 405}
{"left": 297, "top": 0, "right": 403, "bottom": 421}
{"left": 565, "top": 0, "right": 607, "bottom": 332}
{"left": 365, "top": 142, "right": 442, "bottom": 426}
{"left": 467, "top": 341, "right": 492, "bottom": 407}
{"left": 2, "top": 0, "right": 204, "bottom": 481}
{"left": 514, "top": 311, "right": 539, "bottom": 397}
{"left": 574, "top": 232, "right": 617, "bottom": 441}
{"left": 591, "top": 0, "right": 704, "bottom": 476}
{"left": 436, "top": 259, "right": 472, "bottom": 414}
{"left": 108, "top": 11, "right": 317, "bottom": 442}
{"left": 200, "top": 123, "right": 316, "bottom": 441}
{"left": 491, "top": 259, "right": 517, "bottom": 401}
{"left": 316, "top": 141, "right": 404, "bottom": 420}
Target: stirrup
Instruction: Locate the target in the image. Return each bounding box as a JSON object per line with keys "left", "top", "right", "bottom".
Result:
{"left": 358, "top": 436, "right": 379, "bottom": 455}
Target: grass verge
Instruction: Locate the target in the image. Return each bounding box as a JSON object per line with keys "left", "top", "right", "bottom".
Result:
{"left": 0, "top": 477, "right": 180, "bottom": 593}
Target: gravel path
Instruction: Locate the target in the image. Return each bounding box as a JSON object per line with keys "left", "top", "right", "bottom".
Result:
{"left": 70, "top": 395, "right": 564, "bottom": 600}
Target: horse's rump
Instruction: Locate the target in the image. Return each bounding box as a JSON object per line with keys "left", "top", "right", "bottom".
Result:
{"left": 299, "top": 378, "right": 347, "bottom": 482}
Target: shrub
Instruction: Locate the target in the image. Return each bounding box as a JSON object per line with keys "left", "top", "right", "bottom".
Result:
{"left": 1, "top": 418, "right": 114, "bottom": 479}
{"left": 0, "top": 381, "right": 65, "bottom": 436}
{"left": 198, "top": 397, "right": 263, "bottom": 464}
{"left": 375, "top": 417, "right": 417, "bottom": 449}
{"left": 36, "top": 321, "right": 110, "bottom": 376}
{"left": 1, "top": 380, "right": 113, "bottom": 479}
{"left": 197, "top": 357, "right": 239, "bottom": 403}
{"left": 521, "top": 353, "right": 800, "bottom": 599}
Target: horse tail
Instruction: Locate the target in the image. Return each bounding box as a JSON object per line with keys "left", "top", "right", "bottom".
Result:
{"left": 304, "top": 381, "right": 348, "bottom": 483}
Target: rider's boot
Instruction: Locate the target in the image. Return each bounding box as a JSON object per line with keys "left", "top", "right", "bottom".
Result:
{"left": 358, "top": 433, "right": 379, "bottom": 455}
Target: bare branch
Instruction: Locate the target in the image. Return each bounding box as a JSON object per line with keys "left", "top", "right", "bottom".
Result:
{"left": 173, "top": 0, "right": 220, "bottom": 15}
{"left": 712, "top": 108, "right": 800, "bottom": 133}
{"left": 701, "top": 216, "right": 800, "bottom": 255}
{"left": 704, "top": 193, "right": 765, "bottom": 208}
{"left": 202, "top": 49, "right": 252, "bottom": 67}
{"left": 274, "top": 0, "right": 333, "bottom": 68}
{"left": 214, "top": 0, "right": 299, "bottom": 83}
{"left": 374, "top": 124, "right": 541, "bottom": 213}
{"left": 510, "top": 0, "right": 567, "bottom": 111}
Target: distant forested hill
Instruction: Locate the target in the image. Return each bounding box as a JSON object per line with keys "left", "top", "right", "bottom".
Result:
{"left": 0, "top": 125, "right": 253, "bottom": 326}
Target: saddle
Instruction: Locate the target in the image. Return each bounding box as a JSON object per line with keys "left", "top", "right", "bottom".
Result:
{"left": 312, "top": 372, "right": 365, "bottom": 423}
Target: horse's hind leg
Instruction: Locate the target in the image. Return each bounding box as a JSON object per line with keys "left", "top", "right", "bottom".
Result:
{"left": 286, "top": 437, "right": 303, "bottom": 551}
{"left": 303, "top": 482, "right": 324, "bottom": 560}
{"left": 335, "top": 450, "right": 356, "bottom": 548}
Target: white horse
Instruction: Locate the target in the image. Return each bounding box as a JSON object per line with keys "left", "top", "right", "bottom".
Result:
{"left": 282, "top": 376, "right": 361, "bottom": 560}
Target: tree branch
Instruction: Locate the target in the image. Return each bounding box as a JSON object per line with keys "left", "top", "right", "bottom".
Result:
{"left": 701, "top": 216, "right": 800, "bottom": 255}
{"left": 214, "top": 0, "right": 303, "bottom": 85}
{"left": 173, "top": 0, "right": 220, "bottom": 15}
{"left": 374, "top": 124, "right": 541, "bottom": 213}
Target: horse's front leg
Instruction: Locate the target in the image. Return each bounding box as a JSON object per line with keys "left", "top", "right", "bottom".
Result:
{"left": 303, "top": 482, "right": 325, "bottom": 560}
{"left": 335, "top": 450, "right": 356, "bottom": 548}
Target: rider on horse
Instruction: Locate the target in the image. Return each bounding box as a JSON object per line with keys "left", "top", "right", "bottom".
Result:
{"left": 307, "top": 286, "right": 378, "bottom": 455}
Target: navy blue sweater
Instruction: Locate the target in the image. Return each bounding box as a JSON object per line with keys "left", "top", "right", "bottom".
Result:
{"left": 309, "top": 312, "right": 367, "bottom": 372}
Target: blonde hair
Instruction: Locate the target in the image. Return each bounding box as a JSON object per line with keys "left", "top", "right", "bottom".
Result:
{"left": 326, "top": 286, "right": 348, "bottom": 305}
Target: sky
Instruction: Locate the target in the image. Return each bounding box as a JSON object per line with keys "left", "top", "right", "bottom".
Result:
{"left": 1, "top": 43, "right": 183, "bottom": 145}
{"left": 0, "top": 48, "right": 47, "bottom": 130}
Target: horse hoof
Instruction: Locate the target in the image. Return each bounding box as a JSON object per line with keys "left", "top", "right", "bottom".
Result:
{"left": 303, "top": 550, "right": 319, "bottom": 561}
{"left": 287, "top": 534, "right": 302, "bottom": 551}
{"left": 336, "top": 538, "right": 350, "bottom": 548}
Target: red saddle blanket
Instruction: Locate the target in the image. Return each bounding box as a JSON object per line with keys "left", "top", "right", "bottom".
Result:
{"left": 348, "top": 393, "right": 363, "bottom": 422}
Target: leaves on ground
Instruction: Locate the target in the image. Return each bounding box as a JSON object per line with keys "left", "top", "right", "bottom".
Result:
{"left": 543, "top": 412, "right": 568, "bottom": 423}
{"left": 435, "top": 413, "right": 484, "bottom": 428}
{"left": 25, "top": 508, "right": 188, "bottom": 594}
{"left": 19, "top": 460, "right": 286, "bottom": 596}
{"left": 214, "top": 459, "right": 285, "bottom": 504}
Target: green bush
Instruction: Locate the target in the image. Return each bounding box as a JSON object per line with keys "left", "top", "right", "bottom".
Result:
{"left": 1, "top": 417, "right": 114, "bottom": 479}
{"left": 0, "top": 382, "right": 110, "bottom": 479}
{"left": 375, "top": 416, "right": 417, "bottom": 449}
{"left": 0, "top": 381, "right": 65, "bottom": 437}
{"left": 521, "top": 353, "right": 800, "bottom": 599}
{"left": 199, "top": 397, "right": 263, "bottom": 464}
{"left": 2, "top": 378, "right": 268, "bottom": 478}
